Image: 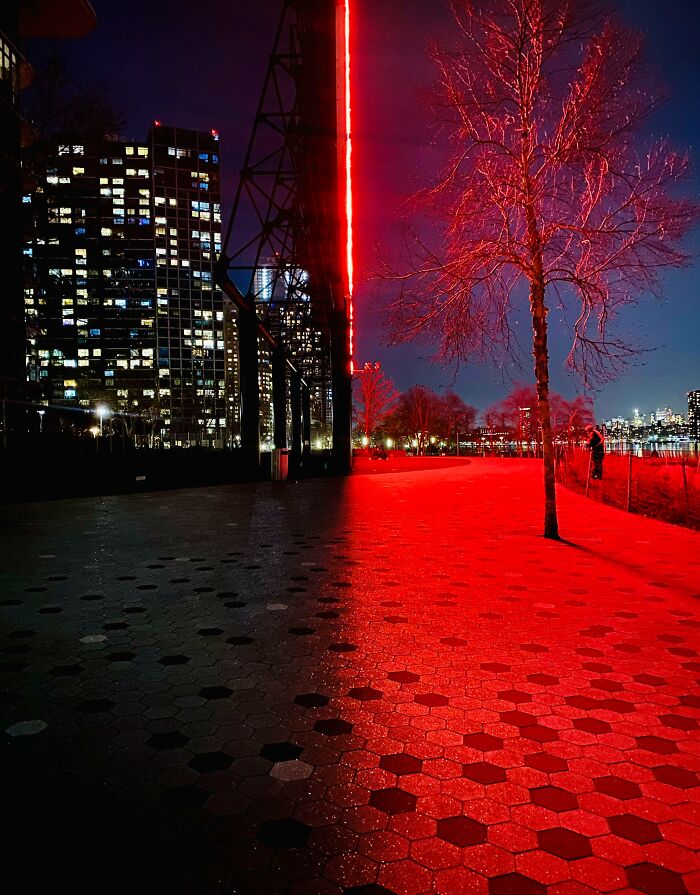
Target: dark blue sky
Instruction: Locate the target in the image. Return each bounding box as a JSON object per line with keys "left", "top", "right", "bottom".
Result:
{"left": 42, "top": 0, "right": 699, "bottom": 420}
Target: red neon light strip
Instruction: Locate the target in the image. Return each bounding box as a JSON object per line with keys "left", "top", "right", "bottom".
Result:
{"left": 344, "top": 0, "right": 354, "bottom": 373}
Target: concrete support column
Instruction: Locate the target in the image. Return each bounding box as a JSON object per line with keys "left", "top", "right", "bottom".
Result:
{"left": 330, "top": 308, "right": 352, "bottom": 474}
{"left": 290, "top": 369, "right": 302, "bottom": 476}
{"left": 302, "top": 383, "right": 311, "bottom": 462}
{"left": 272, "top": 345, "right": 287, "bottom": 450}
{"left": 237, "top": 307, "right": 260, "bottom": 475}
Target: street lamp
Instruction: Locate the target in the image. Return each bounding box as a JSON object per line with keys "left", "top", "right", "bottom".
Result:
{"left": 96, "top": 404, "right": 111, "bottom": 436}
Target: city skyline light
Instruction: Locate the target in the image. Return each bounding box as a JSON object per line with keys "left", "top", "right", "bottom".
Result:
{"left": 43, "top": 0, "right": 700, "bottom": 420}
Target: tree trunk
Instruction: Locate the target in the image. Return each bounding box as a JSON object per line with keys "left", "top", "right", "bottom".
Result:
{"left": 530, "top": 276, "right": 559, "bottom": 539}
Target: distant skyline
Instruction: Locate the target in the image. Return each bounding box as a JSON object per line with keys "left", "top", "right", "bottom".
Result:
{"left": 30, "top": 0, "right": 700, "bottom": 419}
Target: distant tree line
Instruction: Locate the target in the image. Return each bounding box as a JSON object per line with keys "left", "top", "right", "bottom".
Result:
{"left": 353, "top": 369, "right": 593, "bottom": 454}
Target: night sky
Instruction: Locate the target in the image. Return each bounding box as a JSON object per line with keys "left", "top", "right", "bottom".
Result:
{"left": 36, "top": 0, "right": 700, "bottom": 420}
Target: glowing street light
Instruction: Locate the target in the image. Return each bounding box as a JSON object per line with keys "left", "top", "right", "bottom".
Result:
{"left": 96, "top": 404, "right": 111, "bottom": 435}
{"left": 385, "top": 438, "right": 393, "bottom": 449}
{"left": 361, "top": 435, "right": 369, "bottom": 447}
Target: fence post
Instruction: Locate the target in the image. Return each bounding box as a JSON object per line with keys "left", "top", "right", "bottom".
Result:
{"left": 585, "top": 450, "right": 592, "bottom": 498}
{"left": 626, "top": 451, "right": 633, "bottom": 513}
{"left": 681, "top": 459, "right": 690, "bottom": 527}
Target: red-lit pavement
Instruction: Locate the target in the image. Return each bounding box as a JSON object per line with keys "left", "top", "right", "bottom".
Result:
{"left": 2, "top": 458, "right": 700, "bottom": 894}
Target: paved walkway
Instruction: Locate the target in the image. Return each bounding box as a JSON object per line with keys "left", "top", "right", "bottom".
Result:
{"left": 2, "top": 458, "right": 699, "bottom": 894}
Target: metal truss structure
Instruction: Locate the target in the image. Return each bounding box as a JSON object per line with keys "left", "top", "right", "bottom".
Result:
{"left": 215, "top": 0, "right": 352, "bottom": 476}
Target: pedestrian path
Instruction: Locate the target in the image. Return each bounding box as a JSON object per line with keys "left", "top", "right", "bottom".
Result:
{"left": 1, "top": 459, "right": 699, "bottom": 894}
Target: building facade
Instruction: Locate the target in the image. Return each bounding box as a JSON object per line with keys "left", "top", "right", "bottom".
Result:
{"left": 24, "top": 123, "right": 232, "bottom": 446}
{"left": 689, "top": 391, "right": 700, "bottom": 440}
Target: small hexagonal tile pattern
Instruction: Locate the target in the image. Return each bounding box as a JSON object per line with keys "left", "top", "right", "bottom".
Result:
{"left": 379, "top": 753, "right": 424, "bottom": 776}
{"left": 260, "top": 742, "right": 303, "bottom": 762}
{"left": 369, "top": 787, "right": 417, "bottom": 815}
{"left": 349, "top": 687, "right": 383, "bottom": 701}
{"left": 489, "top": 873, "right": 546, "bottom": 895}
{"left": 314, "top": 718, "right": 353, "bottom": 736}
{"left": 189, "top": 751, "right": 233, "bottom": 773}
{"left": 387, "top": 670, "right": 420, "bottom": 683}
{"left": 462, "top": 761, "right": 507, "bottom": 784}
{"left": 198, "top": 686, "right": 232, "bottom": 700}
{"left": 147, "top": 731, "right": 189, "bottom": 751}
{"left": 77, "top": 698, "right": 115, "bottom": 714}
{"left": 594, "top": 775, "right": 643, "bottom": 800}
{"left": 414, "top": 693, "right": 449, "bottom": 707}
{"left": 627, "top": 862, "right": 690, "bottom": 895}
{"left": 3, "top": 459, "right": 700, "bottom": 894}
{"left": 652, "top": 765, "right": 699, "bottom": 789}
{"left": 257, "top": 818, "right": 311, "bottom": 849}
{"left": 293, "top": 692, "right": 329, "bottom": 708}
{"left": 537, "top": 828, "right": 592, "bottom": 859}
{"left": 530, "top": 786, "right": 579, "bottom": 812}
{"left": 159, "top": 784, "right": 208, "bottom": 811}
{"left": 436, "top": 815, "right": 487, "bottom": 847}
{"left": 609, "top": 814, "right": 662, "bottom": 844}
{"left": 463, "top": 732, "right": 503, "bottom": 751}
{"left": 525, "top": 753, "right": 568, "bottom": 773}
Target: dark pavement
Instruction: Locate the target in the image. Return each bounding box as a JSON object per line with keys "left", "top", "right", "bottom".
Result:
{"left": 2, "top": 458, "right": 700, "bottom": 894}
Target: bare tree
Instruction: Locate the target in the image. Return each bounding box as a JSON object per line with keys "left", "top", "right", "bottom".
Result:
{"left": 23, "top": 48, "right": 125, "bottom": 140}
{"left": 388, "top": 0, "right": 698, "bottom": 538}
{"left": 436, "top": 390, "right": 477, "bottom": 448}
{"left": 387, "top": 386, "right": 440, "bottom": 455}
{"left": 353, "top": 367, "right": 399, "bottom": 445}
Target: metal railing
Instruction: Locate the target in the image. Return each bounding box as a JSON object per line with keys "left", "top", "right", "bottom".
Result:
{"left": 556, "top": 448, "right": 700, "bottom": 530}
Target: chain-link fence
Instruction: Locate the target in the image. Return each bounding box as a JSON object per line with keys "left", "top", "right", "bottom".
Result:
{"left": 556, "top": 448, "right": 700, "bottom": 530}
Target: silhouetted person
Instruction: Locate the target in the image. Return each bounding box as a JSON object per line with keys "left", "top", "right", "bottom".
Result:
{"left": 585, "top": 424, "right": 605, "bottom": 480}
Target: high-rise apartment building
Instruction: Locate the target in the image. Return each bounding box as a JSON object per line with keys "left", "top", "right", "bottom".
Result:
{"left": 24, "top": 123, "right": 233, "bottom": 446}
{"left": 689, "top": 390, "right": 700, "bottom": 440}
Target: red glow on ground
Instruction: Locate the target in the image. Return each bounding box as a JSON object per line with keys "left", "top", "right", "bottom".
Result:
{"left": 344, "top": 0, "right": 354, "bottom": 373}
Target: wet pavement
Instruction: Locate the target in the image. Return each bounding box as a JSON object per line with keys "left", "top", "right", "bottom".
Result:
{"left": 2, "top": 457, "right": 700, "bottom": 894}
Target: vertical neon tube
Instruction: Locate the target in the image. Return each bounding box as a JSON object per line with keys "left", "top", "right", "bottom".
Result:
{"left": 344, "top": 0, "right": 354, "bottom": 373}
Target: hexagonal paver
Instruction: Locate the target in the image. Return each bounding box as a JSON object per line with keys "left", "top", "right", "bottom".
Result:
{"left": 314, "top": 719, "right": 353, "bottom": 736}
{"left": 489, "top": 874, "right": 546, "bottom": 895}
{"left": 526, "top": 673, "right": 559, "bottom": 686}
{"left": 148, "top": 731, "right": 190, "bottom": 750}
{"left": 369, "top": 788, "right": 417, "bottom": 815}
{"left": 462, "top": 762, "right": 507, "bottom": 784}
{"left": 159, "top": 784, "right": 208, "bottom": 811}
{"left": 257, "top": 818, "right": 311, "bottom": 849}
{"left": 652, "top": 765, "right": 699, "bottom": 789}
{"left": 537, "top": 828, "right": 592, "bottom": 859}
{"left": 159, "top": 654, "right": 190, "bottom": 665}
{"left": 198, "top": 686, "right": 233, "bottom": 700}
{"left": 189, "top": 751, "right": 233, "bottom": 773}
{"left": 627, "top": 862, "right": 689, "bottom": 895}
{"left": 77, "top": 698, "right": 115, "bottom": 714}
{"left": 414, "top": 693, "right": 449, "bottom": 708}
{"left": 498, "top": 690, "right": 532, "bottom": 704}
{"left": 594, "top": 775, "right": 643, "bottom": 800}
{"left": 609, "top": 814, "right": 662, "bottom": 844}
{"left": 349, "top": 687, "right": 383, "bottom": 701}
{"left": 636, "top": 735, "right": 679, "bottom": 755}
{"left": 437, "top": 815, "right": 487, "bottom": 847}
{"left": 463, "top": 732, "right": 503, "bottom": 752}
{"left": 50, "top": 664, "right": 84, "bottom": 677}
{"left": 293, "top": 693, "right": 329, "bottom": 709}
{"left": 388, "top": 671, "right": 419, "bottom": 684}
{"left": 525, "top": 753, "right": 568, "bottom": 773}
{"left": 530, "top": 786, "right": 578, "bottom": 813}
{"left": 379, "top": 753, "right": 424, "bottom": 776}
{"left": 260, "top": 742, "right": 303, "bottom": 763}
